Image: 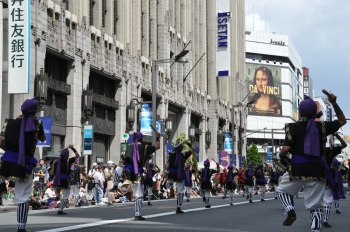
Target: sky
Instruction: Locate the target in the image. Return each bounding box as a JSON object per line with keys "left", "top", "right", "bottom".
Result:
{"left": 245, "top": 0, "right": 350, "bottom": 135}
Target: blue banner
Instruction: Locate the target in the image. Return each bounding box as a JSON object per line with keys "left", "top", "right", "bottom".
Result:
{"left": 84, "top": 125, "right": 93, "bottom": 155}
{"left": 140, "top": 103, "right": 153, "bottom": 136}
{"left": 195, "top": 147, "right": 200, "bottom": 162}
{"left": 267, "top": 147, "right": 273, "bottom": 163}
{"left": 233, "top": 154, "right": 237, "bottom": 166}
{"left": 37, "top": 117, "right": 52, "bottom": 147}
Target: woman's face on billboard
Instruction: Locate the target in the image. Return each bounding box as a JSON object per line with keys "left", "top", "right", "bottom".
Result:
{"left": 255, "top": 70, "right": 268, "bottom": 93}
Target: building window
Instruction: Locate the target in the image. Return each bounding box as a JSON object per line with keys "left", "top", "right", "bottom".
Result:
{"left": 89, "top": 0, "right": 95, "bottom": 26}
{"left": 102, "top": 0, "right": 107, "bottom": 27}
{"left": 43, "top": 135, "right": 64, "bottom": 157}
{"left": 89, "top": 71, "right": 116, "bottom": 99}
{"left": 114, "top": 0, "right": 118, "bottom": 34}
{"left": 45, "top": 53, "right": 67, "bottom": 82}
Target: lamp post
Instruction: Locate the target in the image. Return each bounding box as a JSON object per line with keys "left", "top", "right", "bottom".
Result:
{"left": 126, "top": 98, "right": 139, "bottom": 133}
{"left": 82, "top": 85, "right": 93, "bottom": 121}
{"left": 35, "top": 68, "right": 48, "bottom": 109}
{"left": 205, "top": 130, "right": 211, "bottom": 148}
{"left": 217, "top": 128, "right": 224, "bottom": 152}
{"left": 151, "top": 50, "right": 189, "bottom": 163}
{"left": 189, "top": 124, "right": 196, "bottom": 144}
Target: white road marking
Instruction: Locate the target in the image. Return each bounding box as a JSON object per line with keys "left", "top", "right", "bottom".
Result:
{"left": 38, "top": 198, "right": 274, "bottom": 232}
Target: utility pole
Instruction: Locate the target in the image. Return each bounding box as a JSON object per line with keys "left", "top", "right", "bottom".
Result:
{"left": 271, "top": 128, "right": 274, "bottom": 156}
{"left": 239, "top": 110, "right": 242, "bottom": 167}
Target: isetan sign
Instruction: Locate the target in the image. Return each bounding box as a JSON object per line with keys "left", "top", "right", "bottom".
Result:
{"left": 216, "top": 0, "right": 231, "bottom": 77}
{"left": 217, "top": 12, "right": 230, "bottom": 47}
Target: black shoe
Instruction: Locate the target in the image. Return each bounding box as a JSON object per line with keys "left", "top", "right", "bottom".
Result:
{"left": 274, "top": 197, "right": 278, "bottom": 199}
{"left": 57, "top": 211, "right": 67, "bottom": 215}
{"left": 283, "top": 210, "right": 296, "bottom": 226}
{"left": 176, "top": 208, "right": 184, "bottom": 214}
{"left": 249, "top": 200, "right": 253, "bottom": 203}
{"left": 323, "top": 222, "right": 331, "bottom": 228}
{"left": 261, "top": 199, "right": 265, "bottom": 201}
{"left": 134, "top": 216, "right": 145, "bottom": 221}
{"left": 186, "top": 199, "right": 190, "bottom": 202}
{"left": 75, "top": 205, "right": 81, "bottom": 207}
{"left": 205, "top": 205, "right": 211, "bottom": 208}
{"left": 109, "top": 186, "right": 119, "bottom": 192}
{"left": 17, "top": 229, "right": 27, "bottom": 232}
{"left": 336, "top": 210, "right": 341, "bottom": 214}
{"left": 148, "top": 202, "right": 152, "bottom": 206}
{"left": 230, "top": 203, "right": 233, "bottom": 206}
{"left": 222, "top": 196, "right": 227, "bottom": 199}
{"left": 246, "top": 195, "right": 249, "bottom": 200}
{"left": 202, "top": 197, "right": 205, "bottom": 202}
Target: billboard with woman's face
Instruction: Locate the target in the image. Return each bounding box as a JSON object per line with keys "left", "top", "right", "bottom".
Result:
{"left": 247, "top": 64, "right": 282, "bottom": 117}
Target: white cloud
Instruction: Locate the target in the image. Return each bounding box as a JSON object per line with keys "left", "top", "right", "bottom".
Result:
{"left": 245, "top": 13, "right": 273, "bottom": 33}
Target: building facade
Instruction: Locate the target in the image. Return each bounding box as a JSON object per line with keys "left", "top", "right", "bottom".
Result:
{"left": 245, "top": 31, "right": 303, "bottom": 162}
{"left": 0, "top": 0, "right": 246, "bottom": 168}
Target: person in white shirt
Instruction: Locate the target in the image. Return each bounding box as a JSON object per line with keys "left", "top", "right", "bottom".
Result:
{"left": 87, "top": 163, "right": 98, "bottom": 201}
{"left": 94, "top": 167, "right": 104, "bottom": 205}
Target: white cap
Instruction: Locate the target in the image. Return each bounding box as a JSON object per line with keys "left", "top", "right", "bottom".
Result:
{"left": 107, "top": 160, "right": 114, "bottom": 166}
{"left": 92, "top": 162, "right": 98, "bottom": 166}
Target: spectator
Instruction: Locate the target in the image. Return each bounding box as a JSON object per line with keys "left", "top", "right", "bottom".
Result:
{"left": 69, "top": 160, "right": 81, "bottom": 208}
{"left": 80, "top": 166, "right": 87, "bottom": 188}
{"left": 43, "top": 182, "right": 59, "bottom": 209}
{"left": 104, "top": 161, "right": 114, "bottom": 205}
{"left": 30, "top": 181, "right": 46, "bottom": 210}
{"left": 0, "top": 179, "right": 7, "bottom": 206}
{"left": 43, "top": 157, "right": 50, "bottom": 182}
{"left": 94, "top": 166, "right": 104, "bottom": 205}
{"left": 34, "top": 159, "right": 48, "bottom": 191}
{"left": 77, "top": 182, "right": 89, "bottom": 206}
{"left": 87, "top": 163, "right": 98, "bottom": 201}
{"left": 48, "top": 160, "right": 56, "bottom": 182}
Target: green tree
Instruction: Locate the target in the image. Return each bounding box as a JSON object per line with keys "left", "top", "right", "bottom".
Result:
{"left": 245, "top": 144, "right": 262, "bottom": 168}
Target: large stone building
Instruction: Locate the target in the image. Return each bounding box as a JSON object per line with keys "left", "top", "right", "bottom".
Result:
{"left": 0, "top": 0, "right": 246, "bottom": 168}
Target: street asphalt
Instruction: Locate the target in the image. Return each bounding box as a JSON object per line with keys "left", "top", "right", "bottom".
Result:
{"left": 0, "top": 192, "right": 349, "bottom": 232}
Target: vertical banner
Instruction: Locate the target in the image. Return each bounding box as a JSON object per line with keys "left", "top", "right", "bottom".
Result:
{"left": 224, "top": 132, "right": 233, "bottom": 155}
{"left": 155, "top": 120, "right": 163, "bottom": 135}
{"left": 216, "top": 0, "right": 231, "bottom": 77}
{"left": 140, "top": 103, "right": 152, "bottom": 136}
{"left": 8, "top": 0, "right": 31, "bottom": 93}
{"left": 233, "top": 154, "right": 237, "bottom": 166}
{"left": 267, "top": 147, "right": 273, "bottom": 163}
{"left": 36, "top": 117, "right": 52, "bottom": 147}
{"left": 83, "top": 125, "right": 93, "bottom": 155}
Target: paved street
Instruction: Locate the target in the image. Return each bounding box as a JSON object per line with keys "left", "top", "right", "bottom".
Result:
{"left": 1, "top": 192, "right": 349, "bottom": 232}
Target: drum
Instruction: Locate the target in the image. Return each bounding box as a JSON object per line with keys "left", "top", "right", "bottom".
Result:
{"left": 213, "top": 173, "right": 222, "bottom": 185}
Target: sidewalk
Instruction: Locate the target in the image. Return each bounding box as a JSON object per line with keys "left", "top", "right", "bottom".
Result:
{"left": 0, "top": 197, "right": 79, "bottom": 214}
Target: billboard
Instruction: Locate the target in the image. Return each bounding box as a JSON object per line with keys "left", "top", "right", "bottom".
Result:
{"left": 247, "top": 64, "right": 282, "bottom": 117}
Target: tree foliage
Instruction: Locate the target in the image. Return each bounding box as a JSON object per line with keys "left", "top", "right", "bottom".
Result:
{"left": 245, "top": 144, "right": 262, "bottom": 168}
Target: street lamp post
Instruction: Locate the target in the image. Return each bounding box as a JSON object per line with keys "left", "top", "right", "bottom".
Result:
{"left": 151, "top": 51, "right": 189, "bottom": 164}
{"left": 189, "top": 124, "right": 196, "bottom": 144}
{"left": 205, "top": 130, "right": 211, "bottom": 148}
{"left": 82, "top": 85, "right": 93, "bottom": 121}
{"left": 217, "top": 128, "right": 224, "bottom": 152}
{"left": 164, "top": 117, "right": 173, "bottom": 171}
{"left": 35, "top": 68, "right": 48, "bottom": 109}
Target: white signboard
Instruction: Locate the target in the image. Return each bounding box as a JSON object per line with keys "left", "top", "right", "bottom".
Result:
{"left": 216, "top": 0, "right": 231, "bottom": 77}
{"left": 8, "top": 0, "right": 31, "bottom": 93}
